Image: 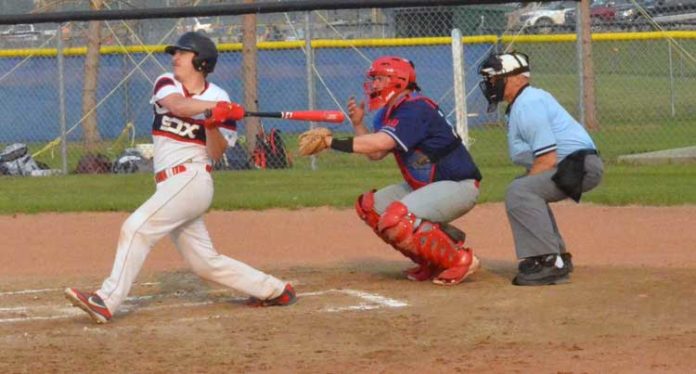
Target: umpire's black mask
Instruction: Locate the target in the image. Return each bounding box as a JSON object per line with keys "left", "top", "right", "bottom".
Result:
{"left": 478, "top": 52, "right": 530, "bottom": 112}
{"left": 479, "top": 76, "right": 506, "bottom": 113}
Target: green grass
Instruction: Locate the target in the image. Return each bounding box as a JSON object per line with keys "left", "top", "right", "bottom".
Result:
{"left": 1, "top": 161, "right": 693, "bottom": 214}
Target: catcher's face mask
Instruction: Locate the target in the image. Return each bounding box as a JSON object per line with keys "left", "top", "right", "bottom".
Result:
{"left": 478, "top": 52, "right": 530, "bottom": 112}
{"left": 363, "top": 56, "right": 417, "bottom": 111}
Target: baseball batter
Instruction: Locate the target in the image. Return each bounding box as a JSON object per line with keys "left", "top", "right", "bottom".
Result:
{"left": 478, "top": 51, "right": 603, "bottom": 286}
{"left": 65, "top": 32, "right": 296, "bottom": 324}
{"left": 303, "top": 56, "right": 482, "bottom": 285}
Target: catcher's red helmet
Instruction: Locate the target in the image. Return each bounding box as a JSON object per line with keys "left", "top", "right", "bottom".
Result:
{"left": 363, "top": 56, "right": 417, "bottom": 111}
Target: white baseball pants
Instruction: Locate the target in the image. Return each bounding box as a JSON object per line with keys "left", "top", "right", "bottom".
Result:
{"left": 96, "top": 163, "right": 286, "bottom": 313}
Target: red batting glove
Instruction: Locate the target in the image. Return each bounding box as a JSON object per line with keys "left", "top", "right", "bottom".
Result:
{"left": 225, "top": 102, "right": 245, "bottom": 121}
{"left": 204, "top": 101, "right": 242, "bottom": 129}
{"left": 205, "top": 101, "right": 245, "bottom": 126}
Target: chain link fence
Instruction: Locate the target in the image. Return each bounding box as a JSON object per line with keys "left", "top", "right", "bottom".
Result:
{"left": 0, "top": 0, "right": 695, "bottom": 176}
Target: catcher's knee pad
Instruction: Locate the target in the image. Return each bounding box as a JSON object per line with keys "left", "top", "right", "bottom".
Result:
{"left": 355, "top": 190, "right": 380, "bottom": 232}
{"left": 377, "top": 201, "right": 419, "bottom": 256}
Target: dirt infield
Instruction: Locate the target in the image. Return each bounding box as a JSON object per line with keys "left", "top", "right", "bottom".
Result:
{"left": 1, "top": 203, "right": 695, "bottom": 373}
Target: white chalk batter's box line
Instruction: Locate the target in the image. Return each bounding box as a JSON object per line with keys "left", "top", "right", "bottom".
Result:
{"left": 0, "top": 284, "right": 408, "bottom": 324}
{"left": 0, "top": 282, "right": 161, "bottom": 297}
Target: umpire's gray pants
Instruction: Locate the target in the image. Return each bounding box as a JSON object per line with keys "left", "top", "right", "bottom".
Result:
{"left": 505, "top": 155, "right": 604, "bottom": 259}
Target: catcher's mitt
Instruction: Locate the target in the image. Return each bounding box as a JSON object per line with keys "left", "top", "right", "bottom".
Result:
{"left": 298, "top": 127, "right": 332, "bottom": 156}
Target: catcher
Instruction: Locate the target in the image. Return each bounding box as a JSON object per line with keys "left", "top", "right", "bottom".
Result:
{"left": 299, "top": 56, "right": 482, "bottom": 285}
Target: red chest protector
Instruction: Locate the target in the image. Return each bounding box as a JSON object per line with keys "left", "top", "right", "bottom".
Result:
{"left": 383, "top": 95, "right": 441, "bottom": 190}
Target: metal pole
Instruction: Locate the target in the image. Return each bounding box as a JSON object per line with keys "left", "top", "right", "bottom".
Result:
{"left": 575, "top": 2, "right": 585, "bottom": 126}
{"left": 124, "top": 53, "right": 131, "bottom": 125}
{"left": 305, "top": 11, "right": 317, "bottom": 170}
{"left": 450, "top": 28, "right": 468, "bottom": 147}
{"left": 57, "top": 23, "right": 68, "bottom": 175}
{"left": 668, "top": 41, "right": 676, "bottom": 117}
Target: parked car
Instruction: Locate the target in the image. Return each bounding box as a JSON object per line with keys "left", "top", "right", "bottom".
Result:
{"left": 614, "top": 0, "right": 696, "bottom": 29}
{"left": 565, "top": 0, "right": 611, "bottom": 28}
{"left": 650, "top": 0, "right": 696, "bottom": 26}
{"left": 565, "top": 0, "right": 657, "bottom": 30}
{"left": 177, "top": 17, "right": 215, "bottom": 34}
{"left": 615, "top": 0, "right": 658, "bottom": 21}
{"left": 0, "top": 24, "right": 40, "bottom": 42}
{"left": 513, "top": 1, "right": 577, "bottom": 34}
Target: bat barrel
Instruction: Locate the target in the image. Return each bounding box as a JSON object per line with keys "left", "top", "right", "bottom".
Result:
{"left": 244, "top": 110, "right": 345, "bottom": 123}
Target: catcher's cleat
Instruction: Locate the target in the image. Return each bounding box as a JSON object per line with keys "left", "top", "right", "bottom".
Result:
{"left": 432, "top": 252, "right": 480, "bottom": 286}
{"left": 64, "top": 288, "right": 112, "bottom": 324}
{"left": 512, "top": 254, "right": 571, "bottom": 286}
{"left": 404, "top": 264, "right": 439, "bottom": 282}
{"left": 247, "top": 283, "right": 297, "bottom": 307}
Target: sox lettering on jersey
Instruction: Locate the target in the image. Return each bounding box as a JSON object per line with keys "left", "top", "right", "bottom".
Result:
{"left": 152, "top": 113, "right": 206, "bottom": 145}
{"left": 160, "top": 115, "right": 201, "bottom": 139}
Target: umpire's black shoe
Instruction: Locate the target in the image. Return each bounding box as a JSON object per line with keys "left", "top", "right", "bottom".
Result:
{"left": 560, "top": 252, "right": 574, "bottom": 272}
{"left": 512, "top": 254, "right": 570, "bottom": 286}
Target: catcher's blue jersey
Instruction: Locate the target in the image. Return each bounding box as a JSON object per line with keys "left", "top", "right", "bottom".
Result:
{"left": 373, "top": 94, "right": 481, "bottom": 189}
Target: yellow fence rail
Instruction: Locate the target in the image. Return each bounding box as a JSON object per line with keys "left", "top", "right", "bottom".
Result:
{"left": 4, "top": 31, "right": 696, "bottom": 58}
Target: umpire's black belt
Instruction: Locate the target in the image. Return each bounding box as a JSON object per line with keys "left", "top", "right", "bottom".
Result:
{"left": 552, "top": 148, "right": 599, "bottom": 202}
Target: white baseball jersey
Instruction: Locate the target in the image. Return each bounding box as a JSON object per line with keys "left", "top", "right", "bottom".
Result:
{"left": 150, "top": 73, "right": 236, "bottom": 172}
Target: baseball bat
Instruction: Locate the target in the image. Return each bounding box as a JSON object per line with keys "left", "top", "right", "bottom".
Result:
{"left": 244, "top": 110, "right": 345, "bottom": 123}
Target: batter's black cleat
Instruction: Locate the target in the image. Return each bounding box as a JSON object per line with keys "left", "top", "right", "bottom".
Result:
{"left": 64, "top": 288, "right": 112, "bottom": 324}
{"left": 512, "top": 254, "right": 570, "bottom": 286}
{"left": 247, "top": 283, "right": 297, "bottom": 307}
{"left": 560, "top": 252, "right": 574, "bottom": 272}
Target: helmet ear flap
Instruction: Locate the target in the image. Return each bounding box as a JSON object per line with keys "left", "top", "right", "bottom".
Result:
{"left": 194, "top": 58, "right": 207, "bottom": 72}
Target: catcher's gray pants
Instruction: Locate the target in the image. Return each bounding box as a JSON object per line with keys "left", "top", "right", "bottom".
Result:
{"left": 372, "top": 179, "right": 479, "bottom": 223}
{"left": 505, "top": 154, "right": 604, "bottom": 259}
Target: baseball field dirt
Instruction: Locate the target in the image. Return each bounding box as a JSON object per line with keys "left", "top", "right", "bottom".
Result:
{"left": 1, "top": 203, "right": 694, "bottom": 373}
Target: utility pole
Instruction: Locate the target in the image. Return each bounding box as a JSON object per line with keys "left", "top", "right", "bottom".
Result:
{"left": 82, "top": 0, "right": 104, "bottom": 153}
{"left": 578, "top": 0, "right": 599, "bottom": 130}
{"left": 242, "top": 0, "right": 262, "bottom": 153}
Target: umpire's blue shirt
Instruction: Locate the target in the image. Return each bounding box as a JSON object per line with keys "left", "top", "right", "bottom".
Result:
{"left": 506, "top": 86, "right": 597, "bottom": 169}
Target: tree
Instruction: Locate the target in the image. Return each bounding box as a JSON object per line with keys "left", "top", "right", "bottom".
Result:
{"left": 242, "top": 0, "right": 262, "bottom": 153}
{"left": 82, "top": 0, "right": 104, "bottom": 153}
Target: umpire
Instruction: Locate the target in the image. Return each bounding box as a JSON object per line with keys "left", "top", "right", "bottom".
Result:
{"left": 478, "top": 51, "right": 603, "bottom": 286}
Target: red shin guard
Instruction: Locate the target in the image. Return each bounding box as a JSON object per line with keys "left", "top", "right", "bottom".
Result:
{"left": 357, "top": 193, "right": 429, "bottom": 277}
{"left": 378, "top": 202, "right": 478, "bottom": 285}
